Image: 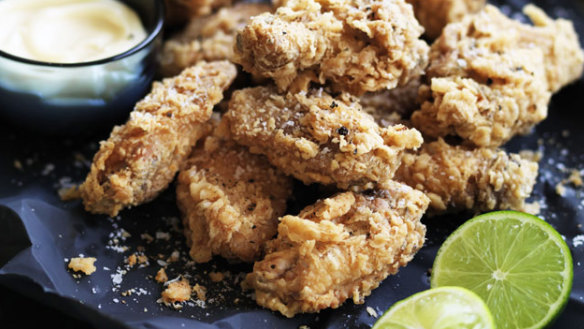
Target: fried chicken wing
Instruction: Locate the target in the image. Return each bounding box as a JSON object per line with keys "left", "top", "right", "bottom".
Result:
{"left": 242, "top": 181, "right": 429, "bottom": 317}
{"left": 395, "top": 138, "right": 538, "bottom": 215}
{"left": 406, "top": 0, "right": 485, "bottom": 40}
{"left": 518, "top": 5, "right": 584, "bottom": 93}
{"left": 233, "top": 0, "right": 429, "bottom": 95}
{"left": 410, "top": 5, "right": 583, "bottom": 147}
{"left": 176, "top": 127, "right": 293, "bottom": 263}
{"left": 224, "top": 86, "right": 423, "bottom": 189}
{"left": 159, "top": 3, "right": 271, "bottom": 77}
{"left": 79, "top": 61, "right": 237, "bottom": 217}
{"left": 411, "top": 6, "right": 550, "bottom": 147}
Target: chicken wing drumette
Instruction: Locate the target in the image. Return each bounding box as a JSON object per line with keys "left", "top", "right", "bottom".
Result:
{"left": 395, "top": 138, "right": 539, "bottom": 215}
{"left": 80, "top": 61, "right": 237, "bottom": 217}
{"left": 410, "top": 5, "right": 583, "bottom": 148}
{"left": 243, "top": 181, "right": 429, "bottom": 317}
{"left": 159, "top": 3, "right": 271, "bottom": 77}
{"left": 224, "top": 86, "right": 423, "bottom": 189}
{"left": 233, "top": 0, "right": 429, "bottom": 95}
{"left": 406, "top": 0, "right": 485, "bottom": 40}
{"left": 176, "top": 124, "right": 293, "bottom": 263}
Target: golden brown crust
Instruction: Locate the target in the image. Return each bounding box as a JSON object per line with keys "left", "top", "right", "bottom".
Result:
{"left": 406, "top": 0, "right": 485, "bottom": 40}
{"left": 224, "top": 86, "right": 423, "bottom": 189}
{"left": 411, "top": 5, "right": 551, "bottom": 148}
{"left": 395, "top": 138, "right": 539, "bottom": 215}
{"left": 176, "top": 132, "right": 293, "bottom": 263}
{"left": 242, "top": 181, "right": 429, "bottom": 317}
{"left": 79, "top": 61, "right": 237, "bottom": 217}
{"left": 519, "top": 5, "right": 584, "bottom": 93}
{"left": 410, "top": 5, "right": 583, "bottom": 148}
{"left": 159, "top": 3, "right": 271, "bottom": 77}
{"left": 233, "top": 0, "right": 429, "bottom": 95}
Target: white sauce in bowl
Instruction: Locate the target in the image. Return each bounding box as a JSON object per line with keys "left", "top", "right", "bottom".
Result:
{"left": 0, "top": 0, "right": 147, "bottom": 63}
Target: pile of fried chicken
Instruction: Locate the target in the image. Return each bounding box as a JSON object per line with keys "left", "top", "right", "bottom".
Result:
{"left": 77, "top": 0, "right": 583, "bottom": 318}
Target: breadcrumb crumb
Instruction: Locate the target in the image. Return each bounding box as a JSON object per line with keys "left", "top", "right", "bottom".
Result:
{"left": 209, "top": 272, "right": 224, "bottom": 282}
{"left": 68, "top": 257, "right": 97, "bottom": 275}
{"left": 161, "top": 277, "right": 192, "bottom": 304}
{"left": 58, "top": 185, "right": 81, "bottom": 201}
{"left": 192, "top": 284, "right": 207, "bottom": 301}
{"left": 366, "top": 306, "right": 379, "bottom": 318}
{"left": 156, "top": 268, "right": 169, "bottom": 283}
{"left": 568, "top": 170, "right": 583, "bottom": 187}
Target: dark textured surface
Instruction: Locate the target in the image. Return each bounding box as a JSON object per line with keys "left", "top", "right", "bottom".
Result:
{"left": 1, "top": 1, "right": 584, "bottom": 328}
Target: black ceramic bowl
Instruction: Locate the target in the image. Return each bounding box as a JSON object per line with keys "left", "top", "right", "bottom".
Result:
{"left": 0, "top": 0, "right": 165, "bottom": 136}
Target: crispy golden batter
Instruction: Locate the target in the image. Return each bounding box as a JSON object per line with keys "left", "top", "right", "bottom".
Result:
{"left": 406, "top": 0, "right": 485, "bottom": 40}
{"left": 176, "top": 130, "right": 293, "bottom": 263}
{"left": 518, "top": 5, "right": 584, "bottom": 93}
{"left": 79, "top": 61, "right": 237, "bottom": 217}
{"left": 411, "top": 5, "right": 583, "bottom": 147}
{"left": 411, "top": 6, "right": 550, "bottom": 147}
{"left": 159, "top": 3, "right": 271, "bottom": 77}
{"left": 360, "top": 77, "right": 421, "bottom": 127}
{"left": 395, "top": 138, "right": 539, "bottom": 215}
{"left": 224, "top": 86, "right": 423, "bottom": 189}
{"left": 243, "top": 182, "right": 429, "bottom": 317}
{"left": 233, "top": 0, "right": 429, "bottom": 95}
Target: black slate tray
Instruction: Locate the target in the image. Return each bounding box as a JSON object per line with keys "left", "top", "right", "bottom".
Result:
{"left": 1, "top": 0, "right": 584, "bottom": 328}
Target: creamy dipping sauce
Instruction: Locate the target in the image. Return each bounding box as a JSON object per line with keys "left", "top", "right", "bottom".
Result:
{"left": 0, "top": 0, "right": 147, "bottom": 63}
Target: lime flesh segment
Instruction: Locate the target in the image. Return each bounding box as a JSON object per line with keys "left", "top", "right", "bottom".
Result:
{"left": 372, "top": 286, "right": 495, "bottom": 329}
{"left": 431, "top": 211, "right": 573, "bottom": 329}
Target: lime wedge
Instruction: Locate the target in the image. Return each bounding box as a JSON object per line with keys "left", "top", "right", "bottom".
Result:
{"left": 372, "top": 286, "right": 495, "bottom": 329}
{"left": 431, "top": 211, "right": 573, "bottom": 329}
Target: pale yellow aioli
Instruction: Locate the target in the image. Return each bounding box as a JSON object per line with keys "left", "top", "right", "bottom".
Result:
{"left": 0, "top": 0, "right": 147, "bottom": 63}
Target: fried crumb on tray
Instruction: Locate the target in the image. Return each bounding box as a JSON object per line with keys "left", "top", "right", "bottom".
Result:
{"left": 156, "top": 268, "right": 169, "bottom": 283}
{"left": 68, "top": 257, "right": 97, "bottom": 276}
{"left": 233, "top": 0, "right": 429, "bottom": 95}
{"left": 192, "top": 284, "right": 207, "bottom": 301}
{"left": 126, "top": 252, "right": 149, "bottom": 268}
{"left": 208, "top": 272, "right": 224, "bottom": 282}
{"left": 161, "top": 277, "right": 192, "bottom": 305}
{"left": 568, "top": 170, "right": 583, "bottom": 187}
{"left": 224, "top": 86, "right": 423, "bottom": 189}
{"left": 58, "top": 184, "right": 81, "bottom": 201}
{"left": 243, "top": 181, "right": 429, "bottom": 317}
{"left": 79, "top": 61, "right": 237, "bottom": 217}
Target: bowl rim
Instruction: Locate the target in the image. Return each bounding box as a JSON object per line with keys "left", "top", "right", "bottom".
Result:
{"left": 0, "top": 0, "right": 166, "bottom": 68}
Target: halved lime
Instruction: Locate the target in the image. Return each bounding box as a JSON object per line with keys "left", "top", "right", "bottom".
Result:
{"left": 431, "top": 211, "right": 573, "bottom": 329}
{"left": 372, "top": 286, "right": 495, "bottom": 329}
